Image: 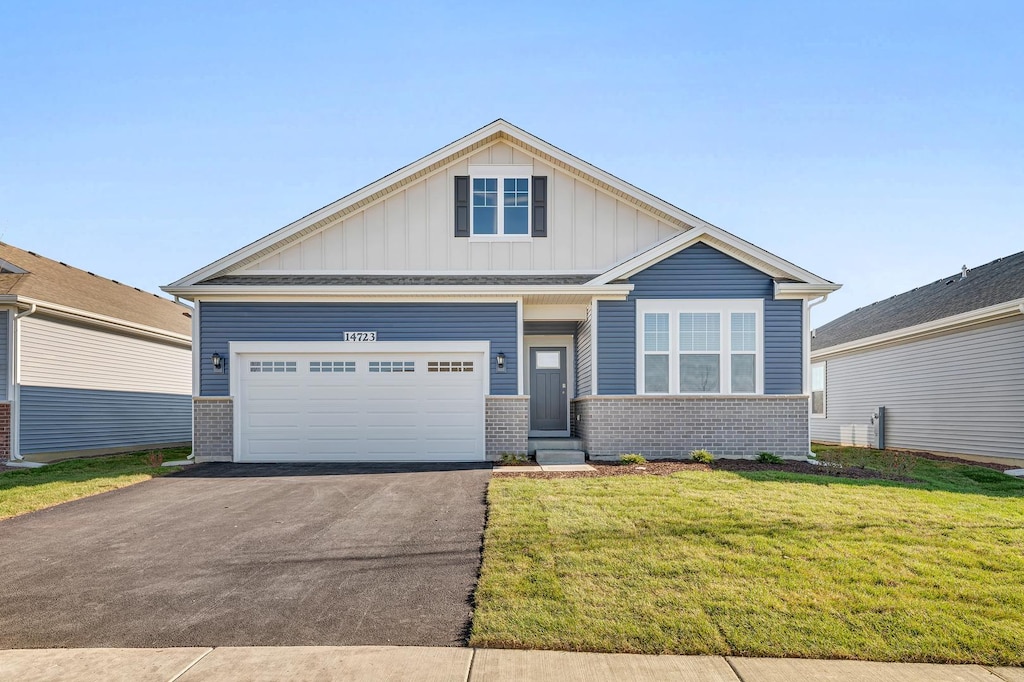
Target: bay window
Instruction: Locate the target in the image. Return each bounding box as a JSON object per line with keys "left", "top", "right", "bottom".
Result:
{"left": 638, "top": 300, "right": 762, "bottom": 395}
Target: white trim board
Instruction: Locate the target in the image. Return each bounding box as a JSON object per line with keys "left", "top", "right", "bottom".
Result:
{"left": 589, "top": 226, "right": 838, "bottom": 288}
{"left": 166, "top": 120, "right": 716, "bottom": 287}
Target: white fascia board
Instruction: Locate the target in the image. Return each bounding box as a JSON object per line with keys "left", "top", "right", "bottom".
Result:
{"left": 588, "top": 226, "right": 836, "bottom": 287}
{"left": 164, "top": 284, "right": 634, "bottom": 301}
{"left": 0, "top": 295, "right": 192, "bottom": 347}
{"left": 167, "top": 119, "right": 728, "bottom": 288}
{"left": 774, "top": 282, "right": 843, "bottom": 299}
{"left": 811, "top": 297, "right": 1024, "bottom": 360}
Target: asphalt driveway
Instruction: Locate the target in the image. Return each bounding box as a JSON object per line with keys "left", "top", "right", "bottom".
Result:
{"left": 0, "top": 462, "right": 491, "bottom": 648}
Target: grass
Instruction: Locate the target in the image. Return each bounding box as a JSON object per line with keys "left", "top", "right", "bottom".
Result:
{"left": 471, "top": 447, "right": 1024, "bottom": 664}
{"left": 0, "top": 447, "right": 190, "bottom": 521}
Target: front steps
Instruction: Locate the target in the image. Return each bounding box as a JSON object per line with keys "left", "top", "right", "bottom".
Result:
{"left": 535, "top": 449, "right": 587, "bottom": 465}
{"left": 530, "top": 437, "right": 587, "bottom": 464}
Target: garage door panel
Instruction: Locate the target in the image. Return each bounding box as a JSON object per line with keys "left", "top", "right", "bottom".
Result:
{"left": 238, "top": 351, "right": 486, "bottom": 462}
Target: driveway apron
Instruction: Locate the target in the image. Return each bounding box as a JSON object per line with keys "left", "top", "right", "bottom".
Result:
{"left": 0, "top": 463, "right": 491, "bottom": 648}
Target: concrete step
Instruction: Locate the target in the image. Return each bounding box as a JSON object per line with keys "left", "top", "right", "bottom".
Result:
{"left": 535, "top": 449, "right": 587, "bottom": 465}
{"left": 529, "top": 437, "right": 584, "bottom": 454}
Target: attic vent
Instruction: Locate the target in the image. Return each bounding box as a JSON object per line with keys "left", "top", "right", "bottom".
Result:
{"left": 960, "top": 264, "right": 969, "bottom": 280}
{"left": 87, "top": 271, "right": 96, "bottom": 276}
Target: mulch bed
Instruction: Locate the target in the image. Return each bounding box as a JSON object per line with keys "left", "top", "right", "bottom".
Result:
{"left": 493, "top": 458, "right": 908, "bottom": 482}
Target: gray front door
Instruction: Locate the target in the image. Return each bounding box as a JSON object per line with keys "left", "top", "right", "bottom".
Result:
{"left": 530, "top": 347, "right": 567, "bottom": 432}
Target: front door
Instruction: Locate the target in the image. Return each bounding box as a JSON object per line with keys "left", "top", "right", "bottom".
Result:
{"left": 530, "top": 347, "right": 567, "bottom": 432}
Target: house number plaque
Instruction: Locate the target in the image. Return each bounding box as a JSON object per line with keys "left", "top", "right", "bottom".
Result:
{"left": 343, "top": 331, "right": 377, "bottom": 342}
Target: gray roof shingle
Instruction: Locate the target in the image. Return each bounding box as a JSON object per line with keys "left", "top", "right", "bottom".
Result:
{"left": 0, "top": 243, "right": 192, "bottom": 336}
{"left": 200, "top": 274, "right": 597, "bottom": 286}
{"left": 811, "top": 251, "right": 1024, "bottom": 351}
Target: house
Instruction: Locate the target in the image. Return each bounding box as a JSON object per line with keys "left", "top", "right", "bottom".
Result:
{"left": 0, "top": 243, "right": 193, "bottom": 464}
{"left": 810, "top": 252, "right": 1024, "bottom": 462}
{"left": 163, "top": 120, "right": 839, "bottom": 464}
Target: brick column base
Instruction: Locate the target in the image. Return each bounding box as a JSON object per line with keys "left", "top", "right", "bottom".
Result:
{"left": 0, "top": 402, "right": 10, "bottom": 462}
{"left": 485, "top": 395, "right": 530, "bottom": 461}
{"left": 193, "top": 397, "right": 233, "bottom": 462}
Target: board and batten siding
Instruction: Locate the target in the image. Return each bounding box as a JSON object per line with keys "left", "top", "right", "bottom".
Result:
{"left": 810, "top": 316, "right": 1024, "bottom": 460}
{"left": 17, "top": 314, "right": 191, "bottom": 456}
{"left": 199, "top": 301, "right": 519, "bottom": 396}
{"left": 241, "top": 142, "right": 680, "bottom": 274}
{"left": 575, "top": 307, "right": 593, "bottom": 396}
{"left": 597, "top": 242, "right": 803, "bottom": 395}
{"left": 0, "top": 309, "right": 9, "bottom": 401}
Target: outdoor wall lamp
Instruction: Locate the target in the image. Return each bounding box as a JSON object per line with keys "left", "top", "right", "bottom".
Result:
{"left": 211, "top": 352, "right": 223, "bottom": 371}
{"left": 495, "top": 352, "right": 506, "bottom": 372}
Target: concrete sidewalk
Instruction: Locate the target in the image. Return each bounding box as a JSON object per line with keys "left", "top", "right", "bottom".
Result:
{"left": 1, "top": 647, "right": 1021, "bottom": 682}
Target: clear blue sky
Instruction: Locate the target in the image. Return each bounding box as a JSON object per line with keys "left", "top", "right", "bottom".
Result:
{"left": 2, "top": 1, "right": 1021, "bottom": 326}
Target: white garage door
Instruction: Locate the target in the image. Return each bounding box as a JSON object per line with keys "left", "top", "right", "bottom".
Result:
{"left": 237, "top": 352, "right": 485, "bottom": 462}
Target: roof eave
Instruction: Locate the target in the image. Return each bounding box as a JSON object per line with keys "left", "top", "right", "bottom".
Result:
{"left": 811, "top": 297, "right": 1024, "bottom": 359}
{"left": 162, "top": 283, "right": 635, "bottom": 300}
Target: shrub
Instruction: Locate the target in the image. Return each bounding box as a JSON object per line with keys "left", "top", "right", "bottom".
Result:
{"left": 499, "top": 452, "right": 529, "bottom": 465}
{"left": 146, "top": 451, "right": 165, "bottom": 468}
{"left": 690, "top": 449, "right": 714, "bottom": 463}
{"left": 620, "top": 453, "right": 647, "bottom": 465}
{"left": 757, "top": 452, "right": 784, "bottom": 464}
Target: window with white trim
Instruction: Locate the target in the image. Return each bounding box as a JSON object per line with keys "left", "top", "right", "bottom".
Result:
{"left": 811, "top": 362, "right": 826, "bottom": 416}
{"left": 638, "top": 300, "right": 762, "bottom": 395}
{"left": 471, "top": 171, "right": 530, "bottom": 237}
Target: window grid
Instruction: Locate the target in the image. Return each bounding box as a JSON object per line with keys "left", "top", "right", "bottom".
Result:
{"left": 369, "top": 360, "right": 416, "bottom": 373}
{"left": 427, "top": 360, "right": 474, "bottom": 373}
{"left": 643, "top": 313, "right": 670, "bottom": 393}
{"left": 249, "top": 360, "right": 297, "bottom": 373}
{"left": 472, "top": 176, "right": 529, "bottom": 236}
{"left": 310, "top": 360, "right": 356, "bottom": 373}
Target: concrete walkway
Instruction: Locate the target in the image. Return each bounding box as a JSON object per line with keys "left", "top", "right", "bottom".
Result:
{"left": 0, "top": 646, "right": 1020, "bottom": 682}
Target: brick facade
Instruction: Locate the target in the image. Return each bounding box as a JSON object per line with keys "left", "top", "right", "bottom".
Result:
{"left": 485, "top": 395, "right": 529, "bottom": 461}
{"left": 0, "top": 402, "right": 9, "bottom": 462}
{"left": 572, "top": 395, "right": 810, "bottom": 460}
{"left": 193, "top": 397, "right": 234, "bottom": 462}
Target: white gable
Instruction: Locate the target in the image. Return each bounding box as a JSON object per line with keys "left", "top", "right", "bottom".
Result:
{"left": 241, "top": 141, "right": 681, "bottom": 274}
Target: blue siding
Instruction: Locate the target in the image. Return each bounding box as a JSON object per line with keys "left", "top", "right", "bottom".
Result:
{"left": 764, "top": 299, "right": 804, "bottom": 394}
{"left": 597, "top": 242, "right": 804, "bottom": 395}
{"left": 19, "top": 387, "right": 191, "bottom": 455}
{"left": 199, "top": 302, "right": 519, "bottom": 396}
{"left": 597, "top": 300, "right": 635, "bottom": 395}
{"left": 0, "top": 310, "right": 8, "bottom": 401}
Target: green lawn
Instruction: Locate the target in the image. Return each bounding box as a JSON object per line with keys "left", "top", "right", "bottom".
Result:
{"left": 471, "top": 448, "right": 1024, "bottom": 664}
{"left": 0, "top": 448, "right": 190, "bottom": 520}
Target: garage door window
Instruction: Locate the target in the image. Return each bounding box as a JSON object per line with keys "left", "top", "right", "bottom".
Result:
{"left": 427, "top": 360, "right": 474, "bottom": 373}
{"left": 370, "top": 360, "right": 416, "bottom": 373}
{"left": 250, "top": 360, "right": 297, "bottom": 373}
{"left": 310, "top": 360, "right": 356, "bottom": 373}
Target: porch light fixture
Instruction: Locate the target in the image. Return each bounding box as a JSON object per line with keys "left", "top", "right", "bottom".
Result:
{"left": 211, "top": 352, "right": 223, "bottom": 371}
{"left": 495, "top": 352, "right": 506, "bottom": 372}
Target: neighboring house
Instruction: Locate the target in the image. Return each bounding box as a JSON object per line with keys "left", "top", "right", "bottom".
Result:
{"left": 163, "top": 120, "right": 839, "bottom": 464}
{"left": 810, "top": 252, "right": 1024, "bottom": 462}
{"left": 0, "top": 243, "right": 193, "bottom": 464}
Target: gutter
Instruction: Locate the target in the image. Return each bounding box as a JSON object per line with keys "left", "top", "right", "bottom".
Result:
{"left": 161, "top": 283, "right": 635, "bottom": 300}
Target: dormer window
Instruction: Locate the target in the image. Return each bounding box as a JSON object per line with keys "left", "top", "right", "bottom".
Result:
{"left": 473, "top": 177, "right": 530, "bottom": 236}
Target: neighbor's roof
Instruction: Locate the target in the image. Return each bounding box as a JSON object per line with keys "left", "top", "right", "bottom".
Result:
{"left": 812, "top": 251, "right": 1024, "bottom": 351}
{"left": 202, "top": 274, "right": 597, "bottom": 286}
{"left": 0, "top": 243, "right": 192, "bottom": 336}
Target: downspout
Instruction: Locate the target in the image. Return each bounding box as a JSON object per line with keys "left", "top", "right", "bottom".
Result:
{"left": 8, "top": 303, "right": 38, "bottom": 463}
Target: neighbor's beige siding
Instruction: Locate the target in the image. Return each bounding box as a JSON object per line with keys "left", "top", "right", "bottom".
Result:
{"left": 244, "top": 141, "right": 680, "bottom": 274}
{"left": 810, "top": 316, "right": 1024, "bottom": 460}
